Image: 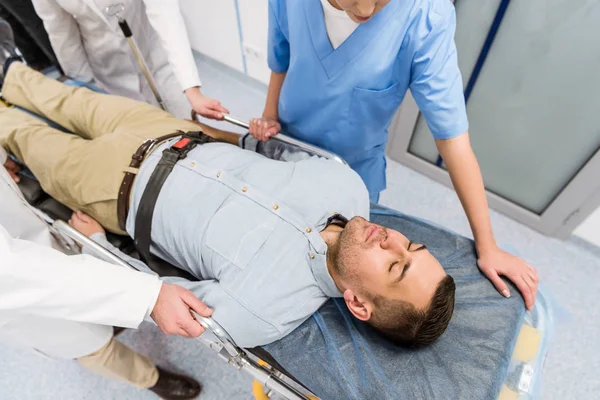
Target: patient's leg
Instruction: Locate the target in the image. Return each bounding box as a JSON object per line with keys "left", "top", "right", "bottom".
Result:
{"left": 0, "top": 104, "right": 127, "bottom": 233}
{"left": 2, "top": 62, "right": 191, "bottom": 139}
{"left": 3, "top": 62, "right": 244, "bottom": 144}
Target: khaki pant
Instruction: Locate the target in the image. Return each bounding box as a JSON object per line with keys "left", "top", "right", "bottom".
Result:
{"left": 0, "top": 62, "right": 199, "bottom": 234}
{"left": 77, "top": 337, "right": 159, "bottom": 389}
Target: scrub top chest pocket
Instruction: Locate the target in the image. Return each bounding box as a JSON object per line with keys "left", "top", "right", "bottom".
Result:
{"left": 205, "top": 200, "right": 277, "bottom": 270}
{"left": 348, "top": 83, "right": 402, "bottom": 149}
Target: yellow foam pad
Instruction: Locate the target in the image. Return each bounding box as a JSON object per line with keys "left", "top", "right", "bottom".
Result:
{"left": 498, "top": 385, "right": 518, "bottom": 400}
{"left": 512, "top": 324, "right": 541, "bottom": 363}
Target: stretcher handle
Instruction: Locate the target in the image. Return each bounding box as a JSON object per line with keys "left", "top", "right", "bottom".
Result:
{"left": 191, "top": 310, "right": 242, "bottom": 358}
{"left": 222, "top": 115, "right": 349, "bottom": 166}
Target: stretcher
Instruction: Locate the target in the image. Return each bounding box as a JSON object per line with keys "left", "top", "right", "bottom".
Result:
{"left": 7, "top": 75, "right": 554, "bottom": 400}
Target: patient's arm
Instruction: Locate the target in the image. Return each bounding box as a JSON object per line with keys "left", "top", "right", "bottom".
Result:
{"left": 69, "top": 211, "right": 212, "bottom": 337}
{"left": 78, "top": 215, "right": 283, "bottom": 347}
{"left": 187, "top": 119, "right": 240, "bottom": 145}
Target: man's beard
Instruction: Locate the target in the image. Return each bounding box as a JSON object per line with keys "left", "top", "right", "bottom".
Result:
{"left": 331, "top": 217, "right": 382, "bottom": 277}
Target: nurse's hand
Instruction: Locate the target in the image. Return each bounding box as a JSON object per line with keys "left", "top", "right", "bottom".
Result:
{"left": 477, "top": 247, "right": 539, "bottom": 310}
{"left": 185, "top": 87, "right": 229, "bottom": 120}
{"left": 249, "top": 117, "right": 280, "bottom": 141}
{"left": 3, "top": 158, "right": 21, "bottom": 183}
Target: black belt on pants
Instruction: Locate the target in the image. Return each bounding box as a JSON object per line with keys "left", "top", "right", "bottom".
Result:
{"left": 134, "top": 130, "right": 215, "bottom": 279}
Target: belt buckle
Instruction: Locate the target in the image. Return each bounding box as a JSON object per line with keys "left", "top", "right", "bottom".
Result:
{"left": 144, "top": 138, "right": 161, "bottom": 156}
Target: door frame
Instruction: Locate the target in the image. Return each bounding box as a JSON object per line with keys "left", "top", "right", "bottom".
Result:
{"left": 387, "top": 91, "right": 600, "bottom": 240}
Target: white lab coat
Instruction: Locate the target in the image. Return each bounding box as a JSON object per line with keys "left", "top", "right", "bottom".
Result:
{"left": 0, "top": 149, "right": 162, "bottom": 359}
{"left": 32, "top": 0, "right": 201, "bottom": 119}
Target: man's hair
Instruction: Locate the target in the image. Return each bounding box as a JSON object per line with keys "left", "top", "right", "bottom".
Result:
{"left": 369, "top": 275, "right": 456, "bottom": 348}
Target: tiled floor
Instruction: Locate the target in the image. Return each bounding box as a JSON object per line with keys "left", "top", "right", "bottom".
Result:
{"left": 1, "top": 53, "right": 599, "bottom": 400}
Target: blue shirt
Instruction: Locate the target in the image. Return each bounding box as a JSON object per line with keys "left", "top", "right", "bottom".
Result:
{"left": 125, "top": 139, "right": 370, "bottom": 347}
{"left": 268, "top": 0, "right": 468, "bottom": 196}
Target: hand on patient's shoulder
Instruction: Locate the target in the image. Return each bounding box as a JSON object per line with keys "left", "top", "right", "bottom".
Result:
{"left": 151, "top": 283, "right": 213, "bottom": 338}
{"left": 477, "top": 247, "right": 539, "bottom": 311}
{"left": 249, "top": 117, "right": 281, "bottom": 142}
{"left": 3, "top": 158, "right": 21, "bottom": 183}
{"left": 68, "top": 210, "right": 105, "bottom": 237}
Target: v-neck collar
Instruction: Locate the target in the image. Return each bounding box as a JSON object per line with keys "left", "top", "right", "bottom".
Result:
{"left": 304, "top": 0, "right": 400, "bottom": 78}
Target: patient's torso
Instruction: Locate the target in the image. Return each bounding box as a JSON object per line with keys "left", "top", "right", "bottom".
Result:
{"left": 126, "top": 141, "right": 369, "bottom": 345}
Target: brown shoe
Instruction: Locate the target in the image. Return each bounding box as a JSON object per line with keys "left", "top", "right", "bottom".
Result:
{"left": 149, "top": 367, "right": 202, "bottom": 400}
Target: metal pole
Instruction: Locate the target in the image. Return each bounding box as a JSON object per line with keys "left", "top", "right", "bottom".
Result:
{"left": 104, "top": 3, "right": 167, "bottom": 111}
{"left": 52, "top": 220, "right": 135, "bottom": 268}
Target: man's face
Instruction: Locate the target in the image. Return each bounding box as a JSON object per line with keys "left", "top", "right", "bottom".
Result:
{"left": 331, "top": 0, "right": 391, "bottom": 23}
{"left": 333, "top": 217, "right": 447, "bottom": 311}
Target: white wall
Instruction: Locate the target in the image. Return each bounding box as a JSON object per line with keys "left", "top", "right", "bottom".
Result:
{"left": 237, "top": 0, "right": 271, "bottom": 84}
{"left": 179, "top": 0, "right": 270, "bottom": 83}
{"left": 179, "top": 0, "right": 245, "bottom": 73}
{"left": 574, "top": 207, "right": 600, "bottom": 246}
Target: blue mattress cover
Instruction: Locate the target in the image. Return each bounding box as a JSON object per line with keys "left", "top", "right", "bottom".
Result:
{"left": 263, "top": 204, "right": 526, "bottom": 400}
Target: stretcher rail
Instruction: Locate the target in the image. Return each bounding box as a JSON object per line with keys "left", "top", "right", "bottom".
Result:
{"left": 219, "top": 115, "right": 349, "bottom": 166}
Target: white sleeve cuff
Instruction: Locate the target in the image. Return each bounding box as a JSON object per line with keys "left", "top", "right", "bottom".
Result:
{"left": 180, "top": 76, "right": 202, "bottom": 93}
{"left": 145, "top": 281, "right": 163, "bottom": 319}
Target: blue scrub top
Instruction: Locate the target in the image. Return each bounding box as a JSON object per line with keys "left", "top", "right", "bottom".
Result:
{"left": 268, "top": 0, "right": 468, "bottom": 197}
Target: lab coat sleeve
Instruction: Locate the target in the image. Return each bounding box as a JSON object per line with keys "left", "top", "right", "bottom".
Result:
{"left": 409, "top": 4, "right": 468, "bottom": 140}
{"left": 32, "top": 0, "right": 94, "bottom": 82}
{"left": 0, "top": 147, "right": 6, "bottom": 164}
{"left": 143, "top": 0, "right": 201, "bottom": 91}
{"left": 0, "top": 225, "right": 162, "bottom": 329}
{"left": 267, "top": 0, "right": 290, "bottom": 73}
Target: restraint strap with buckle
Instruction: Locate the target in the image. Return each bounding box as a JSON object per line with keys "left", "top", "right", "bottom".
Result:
{"left": 134, "top": 131, "right": 215, "bottom": 277}
{"left": 117, "top": 132, "right": 183, "bottom": 231}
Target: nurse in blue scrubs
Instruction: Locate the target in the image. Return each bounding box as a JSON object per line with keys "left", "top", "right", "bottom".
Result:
{"left": 249, "top": 0, "right": 540, "bottom": 310}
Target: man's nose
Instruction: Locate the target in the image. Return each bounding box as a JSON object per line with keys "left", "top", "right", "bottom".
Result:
{"left": 380, "top": 231, "right": 406, "bottom": 253}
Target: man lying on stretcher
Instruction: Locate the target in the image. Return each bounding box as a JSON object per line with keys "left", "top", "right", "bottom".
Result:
{"left": 0, "top": 62, "right": 537, "bottom": 348}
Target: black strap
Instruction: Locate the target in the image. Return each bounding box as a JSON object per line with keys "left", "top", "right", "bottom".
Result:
{"left": 134, "top": 131, "right": 214, "bottom": 280}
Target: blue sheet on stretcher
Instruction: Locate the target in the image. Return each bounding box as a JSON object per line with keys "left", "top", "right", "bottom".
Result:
{"left": 263, "top": 204, "right": 527, "bottom": 400}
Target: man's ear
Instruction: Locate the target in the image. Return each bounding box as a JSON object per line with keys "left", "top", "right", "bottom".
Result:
{"left": 343, "top": 289, "right": 373, "bottom": 321}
